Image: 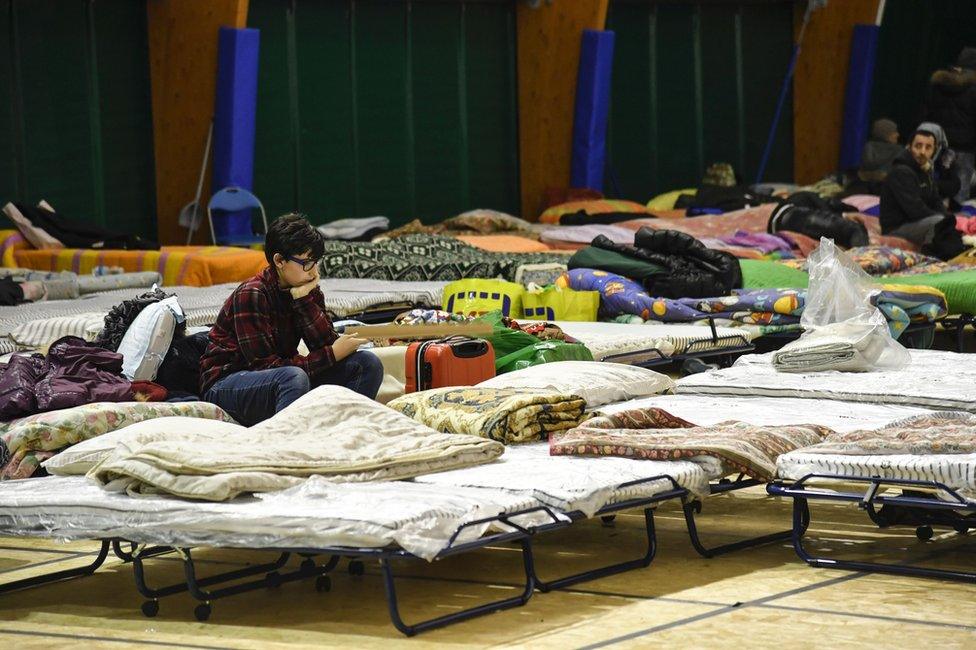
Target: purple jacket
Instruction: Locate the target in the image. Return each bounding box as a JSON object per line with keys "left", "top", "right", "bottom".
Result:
{"left": 0, "top": 336, "right": 133, "bottom": 420}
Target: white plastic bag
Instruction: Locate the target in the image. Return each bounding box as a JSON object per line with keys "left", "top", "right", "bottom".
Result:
{"left": 773, "top": 238, "right": 909, "bottom": 373}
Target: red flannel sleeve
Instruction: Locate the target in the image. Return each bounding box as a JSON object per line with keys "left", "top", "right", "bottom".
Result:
{"left": 232, "top": 286, "right": 337, "bottom": 378}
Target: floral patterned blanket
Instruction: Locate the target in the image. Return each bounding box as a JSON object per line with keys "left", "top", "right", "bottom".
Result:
{"left": 0, "top": 401, "right": 234, "bottom": 480}
{"left": 801, "top": 413, "right": 976, "bottom": 455}
{"left": 388, "top": 387, "right": 586, "bottom": 444}
{"left": 549, "top": 407, "right": 831, "bottom": 481}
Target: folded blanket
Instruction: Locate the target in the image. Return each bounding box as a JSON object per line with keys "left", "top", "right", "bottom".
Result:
{"left": 388, "top": 387, "right": 586, "bottom": 444}
{"left": 550, "top": 408, "right": 830, "bottom": 481}
{"left": 88, "top": 386, "right": 504, "bottom": 500}
{"left": 772, "top": 322, "right": 891, "bottom": 372}
{"left": 800, "top": 412, "right": 976, "bottom": 455}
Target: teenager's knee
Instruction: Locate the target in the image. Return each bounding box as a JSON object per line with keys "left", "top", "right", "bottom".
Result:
{"left": 349, "top": 351, "right": 384, "bottom": 398}
{"left": 275, "top": 366, "right": 310, "bottom": 407}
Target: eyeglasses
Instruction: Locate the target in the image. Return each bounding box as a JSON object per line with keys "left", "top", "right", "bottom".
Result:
{"left": 284, "top": 255, "right": 320, "bottom": 272}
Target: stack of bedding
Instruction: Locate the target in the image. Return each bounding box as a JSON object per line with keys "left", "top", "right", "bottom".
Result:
{"left": 388, "top": 387, "right": 586, "bottom": 444}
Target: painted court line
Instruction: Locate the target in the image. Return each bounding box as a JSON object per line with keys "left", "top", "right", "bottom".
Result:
{"left": 0, "top": 628, "right": 234, "bottom": 650}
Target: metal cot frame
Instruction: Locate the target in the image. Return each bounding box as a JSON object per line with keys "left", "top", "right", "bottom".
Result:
{"left": 768, "top": 474, "right": 976, "bottom": 582}
{"left": 0, "top": 475, "right": 691, "bottom": 636}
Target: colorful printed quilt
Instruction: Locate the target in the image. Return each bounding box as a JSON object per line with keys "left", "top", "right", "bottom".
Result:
{"left": 800, "top": 413, "right": 976, "bottom": 455}
{"left": 782, "top": 246, "right": 949, "bottom": 276}
{"left": 319, "top": 234, "right": 567, "bottom": 282}
{"left": 569, "top": 268, "right": 946, "bottom": 337}
{"left": 567, "top": 268, "right": 804, "bottom": 326}
{"left": 549, "top": 407, "right": 831, "bottom": 481}
{"left": 388, "top": 387, "right": 586, "bottom": 444}
{"left": 0, "top": 401, "right": 235, "bottom": 480}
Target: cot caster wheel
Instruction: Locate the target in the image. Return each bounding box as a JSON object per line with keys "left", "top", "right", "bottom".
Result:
{"left": 194, "top": 603, "right": 212, "bottom": 622}
{"left": 600, "top": 515, "right": 616, "bottom": 528}
{"left": 300, "top": 558, "right": 316, "bottom": 575}
{"left": 315, "top": 575, "right": 332, "bottom": 593}
{"left": 690, "top": 501, "right": 703, "bottom": 515}
{"left": 348, "top": 560, "right": 365, "bottom": 576}
{"left": 915, "top": 525, "right": 934, "bottom": 541}
{"left": 141, "top": 600, "right": 159, "bottom": 618}
{"left": 955, "top": 524, "right": 969, "bottom": 535}
{"left": 265, "top": 571, "right": 282, "bottom": 588}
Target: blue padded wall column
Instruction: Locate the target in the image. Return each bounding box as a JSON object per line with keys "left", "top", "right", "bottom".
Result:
{"left": 838, "top": 24, "right": 880, "bottom": 171}
{"left": 213, "top": 27, "right": 260, "bottom": 196}
{"left": 570, "top": 29, "right": 615, "bottom": 191}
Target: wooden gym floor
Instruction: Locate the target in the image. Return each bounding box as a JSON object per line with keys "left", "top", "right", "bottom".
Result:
{"left": 0, "top": 486, "right": 974, "bottom": 648}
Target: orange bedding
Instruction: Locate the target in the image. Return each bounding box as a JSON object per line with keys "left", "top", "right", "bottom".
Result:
{"left": 454, "top": 234, "right": 559, "bottom": 254}
{"left": 0, "top": 230, "right": 267, "bottom": 287}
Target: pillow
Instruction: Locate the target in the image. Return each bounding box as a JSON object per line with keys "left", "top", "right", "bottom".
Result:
{"left": 539, "top": 200, "right": 649, "bottom": 224}
{"left": 443, "top": 210, "right": 534, "bottom": 233}
{"left": 117, "top": 296, "right": 183, "bottom": 380}
{"left": 476, "top": 361, "right": 674, "bottom": 407}
{"left": 44, "top": 416, "right": 245, "bottom": 476}
{"left": 646, "top": 189, "right": 697, "bottom": 211}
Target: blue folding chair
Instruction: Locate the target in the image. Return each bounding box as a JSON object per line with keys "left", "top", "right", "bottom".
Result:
{"left": 206, "top": 186, "right": 269, "bottom": 246}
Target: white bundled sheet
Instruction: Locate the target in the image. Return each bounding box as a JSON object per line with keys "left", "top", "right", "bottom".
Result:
{"left": 413, "top": 443, "right": 713, "bottom": 515}
{"left": 0, "top": 476, "right": 549, "bottom": 561}
{"left": 548, "top": 320, "right": 755, "bottom": 359}
{"left": 318, "top": 279, "right": 446, "bottom": 317}
{"left": 676, "top": 350, "right": 976, "bottom": 413}
{"left": 598, "top": 394, "right": 935, "bottom": 433}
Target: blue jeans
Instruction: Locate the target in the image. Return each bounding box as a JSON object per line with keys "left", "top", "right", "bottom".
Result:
{"left": 204, "top": 351, "right": 385, "bottom": 426}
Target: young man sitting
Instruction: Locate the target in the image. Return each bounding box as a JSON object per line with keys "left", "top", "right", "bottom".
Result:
{"left": 880, "top": 128, "right": 966, "bottom": 260}
{"left": 199, "top": 214, "right": 383, "bottom": 425}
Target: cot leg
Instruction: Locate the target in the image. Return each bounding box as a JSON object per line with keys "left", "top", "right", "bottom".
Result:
{"left": 531, "top": 508, "right": 658, "bottom": 592}
{"left": 790, "top": 496, "right": 976, "bottom": 582}
{"left": 683, "top": 499, "right": 806, "bottom": 558}
{"left": 134, "top": 548, "right": 295, "bottom": 618}
{"left": 0, "top": 539, "right": 111, "bottom": 595}
{"left": 380, "top": 538, "right": 536, "bottom": 636}
{"left": 181, "top": 550, "right": 340, "bottom": 621}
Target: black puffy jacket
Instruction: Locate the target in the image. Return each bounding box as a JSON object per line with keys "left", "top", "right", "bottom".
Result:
{"left": 879, "top": 149, "right": 947, "bottom": 233}
{"left": 923, "top": 68, "right": 976, "bottom": 152}
{"left": 592, "top": 229, "right": 741, "bottom": 298}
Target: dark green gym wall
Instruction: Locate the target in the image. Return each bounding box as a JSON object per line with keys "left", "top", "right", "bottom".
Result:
{"left": 871, "top": 0, "right": 976, "bottom": 140}
{"left": 605, "top": 0, "right": 795, "bottom": 200}
{"left": 247, "top": 0, "right": 519, "bottom": 227}
{"left": 0, "top": 0, "right": 156, "bottom": 239}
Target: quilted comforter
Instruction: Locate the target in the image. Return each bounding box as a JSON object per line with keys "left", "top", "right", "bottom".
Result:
{"left": 549, "top": 407, "right": 830, "bottom": 481}
{"left": 88, "top": 386, "right": 504, "bottom": 500}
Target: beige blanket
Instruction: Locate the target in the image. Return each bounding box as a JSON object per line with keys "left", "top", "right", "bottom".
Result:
{"left": 88, "top": 386, "right": 504, "bottom": 500}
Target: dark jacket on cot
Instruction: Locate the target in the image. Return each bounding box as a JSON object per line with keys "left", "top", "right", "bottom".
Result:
{"left": 0, "top": 336, "right": 132, "bottom": 420}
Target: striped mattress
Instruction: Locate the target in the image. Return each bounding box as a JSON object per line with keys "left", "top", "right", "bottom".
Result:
{"left": 676, "top": 349, "right": 976, "bottom": 413}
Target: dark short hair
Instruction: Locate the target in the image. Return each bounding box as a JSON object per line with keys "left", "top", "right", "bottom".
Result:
{"left": 264, "top": 213, "right": 324, "bottom": 265}
{"left": 912, "top": 129, "right": 937, "bottom": 144}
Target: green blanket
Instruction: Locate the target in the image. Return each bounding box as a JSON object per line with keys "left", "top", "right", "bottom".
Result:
{"left": 741, "top": 260, "right": 976, "bottom": 314}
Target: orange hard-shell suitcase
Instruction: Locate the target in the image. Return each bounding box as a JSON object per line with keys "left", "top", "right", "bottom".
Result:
{"left": 405, "top": 336, "right": 495, "bottom": 393}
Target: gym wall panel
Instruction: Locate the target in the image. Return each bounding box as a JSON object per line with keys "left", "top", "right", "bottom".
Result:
{"left": 1, "top": 0, "right": 155, "bottom": 238}
{"left": 248, "top": 0, "right": 519, "bottom": 227}
{"left": 605, "top": 0, "right": 794, "bottom": 201}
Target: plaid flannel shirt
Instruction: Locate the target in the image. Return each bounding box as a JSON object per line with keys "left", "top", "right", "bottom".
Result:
{"left": 199, "top": 266, "right": 338, "bottom": 394}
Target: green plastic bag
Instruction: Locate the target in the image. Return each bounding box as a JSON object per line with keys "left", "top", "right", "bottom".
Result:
{"left": 496, "top": 340, "right": 594, "bottom": 373}
{"left": 475, "top": 311, "right": 541, "bottom": 359}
